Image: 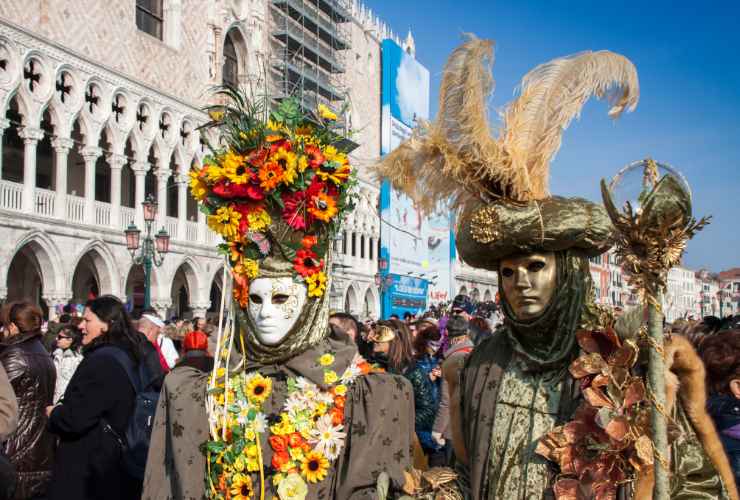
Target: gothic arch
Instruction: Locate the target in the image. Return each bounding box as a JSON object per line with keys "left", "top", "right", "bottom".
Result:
{"left": 71, "top": 240, "right": 122, "bottom": 298}
{"left": 362, "top": 285, "right": 379, "bottom": 319}
{"left": 5, "top": 230, "right": 65, "bottom": 296}
{"left": 222, "top": 24, "right": 249, "bottom": 86}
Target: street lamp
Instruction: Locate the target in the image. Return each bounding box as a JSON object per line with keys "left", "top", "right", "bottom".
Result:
{"left": 125, "top": 194, "right": 170, "bottom": 309}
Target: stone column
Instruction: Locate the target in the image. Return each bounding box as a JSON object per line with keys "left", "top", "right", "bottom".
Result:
{"left": 177, "top": 173, "right": 187, "bottom": 239}
{"left": 157, "top": 168, "right": 171, "bottom": 233}
{"left": 51, "top": 137, "right": 74, "bottom": 219}
{"left": 19, "top": 127, "right": 45, "bottom": 213}
{"left": 132, "top": 161, "right": 149, "bottom": 228}
{"left": 107, "top": 154, "right": 126, "bottom": 228}
{"left": 198, "top": 206, "right": 207, "bottom": 243}
{"left": 80, "top": 146, "right": 102, "bottom": 225}
{"left": 44, "top": 294, "right": 73, "bottom": 322}
{"left": 190, "top": 302, "right": 211, "bottom": 321}
{"left": 0, "top": 118, "right": 10, "bottom": 179}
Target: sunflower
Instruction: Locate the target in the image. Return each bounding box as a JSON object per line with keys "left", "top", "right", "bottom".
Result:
{"left": 258, "top": 162, "right": 284, "bottom": 191}
{"left": 207, "top": 206, "right": 241, "bottom": 239}
{"left": 188, "top": 170, "right": 208, "bottom": 201}
{"left": 297, "top": 155, "right": 309, "bottom": 173}
{"left": 270, "top": 147, "right": 298, "bottom": 186}
{"left": 246, "top": 209, "right": 272, "bottom": 232}
{"left": 229, "top": 473, "right": 254, "bottom": 500}
{"left": 227, "top": 240, "right": 244, "bottom": 262}
{"left": 307, "top": 192, "right": 338, "bottom": 222}
{"left": 305, "top": 272, "right": 327, "bottom": 298}
{"left": 204, "top": 163, "right": 226, "bottom": 183}
{"left": 222, "top": 151, "right": 252, "bottom": 185}
{"left": 245, "top": 373, "right": 272, "bottom": 404}
{"left": 300, "top": 451, "right": 329, "bottom": 483}
{"left": 315, "top": 163, "right": 351, "bottom": 185}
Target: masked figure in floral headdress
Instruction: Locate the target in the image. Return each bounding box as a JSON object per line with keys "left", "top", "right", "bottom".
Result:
{"left": 376, "top": 36, "right": 737, "bottom": 500}
{"left": 142, "top": 91, "right": 415, "bottom": 500}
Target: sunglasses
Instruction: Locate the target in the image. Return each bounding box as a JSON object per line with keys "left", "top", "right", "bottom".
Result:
{"left": 57, "top": 335, "right": 72, "bottom": 340}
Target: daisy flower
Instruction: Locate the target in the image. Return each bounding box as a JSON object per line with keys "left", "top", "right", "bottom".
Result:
{"left": 309, "top": 414, "right": 345, "bottom": 460}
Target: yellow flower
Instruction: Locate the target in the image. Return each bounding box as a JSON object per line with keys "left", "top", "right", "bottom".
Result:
{"left": 246, "top": 209, "right": 271, "bottom": 232}
{"left": 233, "top": 455, "right": 246, "bottom": 472}
{"left": 208, "top": 109, "right": 224, "bottom": 122}
{"left": 323, "top": 370, "right": 338, "bottom": 385}
{"left": 318, "top": 353, "right": 335, "bottom": 367}
{"left": 297, "top": 155, "right": 309, "bottom": 173}
{"left": 277, "top": 473, "right": 308, "bottom": 500}
{"left": 300, "top": 451, "right": 329, "bottom": 483}
{"left": 334, "top": 384, "right": 347, "bottom": 396}
{"left": 306, "top": 272, "right": 327, "bottom": 298}
{"left": 235, "top": 257, "right": 260, "bottom": 279}
{"left": 289, "top": 446, "right": 305, "bottom": 462}
{"left": 270, "top": 414, "right": 295, "bottom": 436}
{"left": 244, "top": 428, "right": 256, "bottom": 441}
{"left": 230, "top": 473, "right": 254, "bottom": 500}
{"left": 267, "top": 119, "right": 283, "bottom": 132}
{"left": 321, "top": 145, "right": 347, "bottom": 165}
{"left": 315, "top": 163, "right": 351, "bottom": 185}
{"left": 294, "top": 125, "right": 314, "bottom": 138}
{"left": 318, "top": 104, "right": 337, "bottom": 121}
{"left": 246, "top": 373, "right": 272, "bottom": 404}
{"left": 315, "top": 402, "right": 328, "bottom": 415}
{"left": 246, "top": 457, "right": 260, "bottom": 472}
{"left": 188, "top": 170, "right": 208, "bottom": 201}
{"left": 245, "top": 444, "right": 258, "bottom": 459}
{"left": 207, "top": 206, "right": 241, "bottom": 240}
{"left": 204, "top": 163, "right": 226, "bottom": 183}
{"left": 222, "top": 151, "right": 250, "bottom": 184}
{"left": 270, "top": 148, "right": 298, "bottom": 186}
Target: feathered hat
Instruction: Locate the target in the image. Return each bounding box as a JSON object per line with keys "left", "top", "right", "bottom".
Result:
{"left": 375, "top": 35, "right": 639, "bottom": 268}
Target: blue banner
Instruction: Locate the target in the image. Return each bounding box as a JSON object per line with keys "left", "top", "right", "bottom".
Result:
{"left": 382, "top": 274, "right": 429, "bottom": 319}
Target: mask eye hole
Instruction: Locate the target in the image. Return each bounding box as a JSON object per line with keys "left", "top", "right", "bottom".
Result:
{"left": 272, "top": 294, "right": 290, "bottom": 305}
{"left": 501, "top": 267, "right": 514, "bottom": 278}
{"left": 249, "top": 294, "right": 263, "bottom": 304}
{"left": 527, "top": 261, "right": 546, "bottom": 272}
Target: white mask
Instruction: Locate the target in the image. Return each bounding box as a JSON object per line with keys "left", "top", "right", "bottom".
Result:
{"left": 247, "top": 277, "right": 307, "bottom": 346}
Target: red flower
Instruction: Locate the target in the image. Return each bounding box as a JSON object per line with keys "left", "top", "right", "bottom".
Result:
{"left": 212, "top": 180, "right": 265, "bottom": 201}
{"left": 269, "top": 139, "right": 292, "bottom": 155}
{"left": 293, "top": 249, "right": 323, "bottom": 277}
{"left": 232, "top": 202, "right": 263, "bottom": 233}
{"left": 307, "top": 176, "right": 338, "bottom": 198}
{"left": 269, "top": 435, "right": 288, "bottom": 453}
{"left": 330, "top": 407, "right": 344, "bottom": 427}
{"left": 303, "top": 144, "right": 325, "bottom": 169}
{"left": 281, "top": 191, "right": 312, "bottom": 231}
{"left": 248, "top": 148, "right": 268, "bottom": 168}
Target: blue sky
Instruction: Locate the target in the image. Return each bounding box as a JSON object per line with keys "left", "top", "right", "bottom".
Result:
{"left": 368, "top": 0, "right": 740, "bottom": 271}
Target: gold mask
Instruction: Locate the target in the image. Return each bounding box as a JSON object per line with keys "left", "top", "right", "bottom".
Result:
{"left": 499, "top": 252, "right": 557, "bottom": 321}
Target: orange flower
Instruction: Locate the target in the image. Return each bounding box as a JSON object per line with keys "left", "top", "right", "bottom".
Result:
{"left": 333, "top": 395, "right": 345, "bottom": 410}
{"left": 330, "top": 407, "right": 344, "bottom": 427}
{"left": 308, "top": 192, "right": 338, "bottom": 222}
{"left": 269, "top": 435, "right": 288, "bottom": 453}
{"left": 287, "top": 432, "right": 304, "bottom": 448}
{"left": 357, "top": 361, "right": 371, "bottom": 375}
{"left": 301, "top": 235, "right": 318, "bottom": 249}
{"left": 271, "top": 450, "right": 290, "bottom": 471}
{"left": 258, "top": 162, "right": 284, "bottom": 191}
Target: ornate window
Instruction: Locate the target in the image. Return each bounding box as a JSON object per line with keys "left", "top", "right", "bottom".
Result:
{"left": 136, "top": 0, "right": 164, "bottom": 40}
{"left": 222, "top": 31, "right": 239, "bottom": 87}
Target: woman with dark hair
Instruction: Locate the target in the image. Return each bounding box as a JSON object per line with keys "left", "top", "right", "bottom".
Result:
{"left": 369, "top": 319, "right": 415, "bottom": 374}
{"left": 408, "top": 322, "right": 444, "bottom": 457}
{"left": 174, "top": 330, "right": 214, "bottom": 373}
{"left": 51, "top": 324, "right": 83, "bottom": 403}
{"left": 701, "top": 329, "right": 740, "bottom": 490}
{"left": 46, "top": 295, "right": 147, "bottom": 500}
{"left": 0, "top": 301, "right": 56, "bottom": 499}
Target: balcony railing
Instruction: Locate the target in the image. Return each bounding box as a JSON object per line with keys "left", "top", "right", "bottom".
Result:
{"left": 0, "top": 180, "right": 216, "bottom": 247}
{"left": 0, "top": 180, "right": 23, "bottom": 211}
{"left": 66, "top": 195, "right": 85, "bottom": 224}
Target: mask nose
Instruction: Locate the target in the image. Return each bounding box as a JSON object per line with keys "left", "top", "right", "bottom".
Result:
{"left": 513, "top": 267, "right": 532, "bottom": 290}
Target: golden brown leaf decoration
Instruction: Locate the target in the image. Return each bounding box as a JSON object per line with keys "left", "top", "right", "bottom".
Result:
{"left": 422, "top": 468, "right": 458, "bottom": 490}
{"left": 584, "top": 387, "right": 615, "bottom": 409}
{"left": 553, "top": 479, "right": 585, "bottom": 500}
{"left": 623, "top": 379, "right": 646, "bottom": 407}
{"left": 634, "top": 435, "right": 654, "bottom": 467}
{"left": 605, "top": 415, "right": 629, "bottom": 441}
{"left": 569, "top": 352, "right": 607, "bottom": 378}
{"left": 608, "top": 340, "right": 638, "bottom": 368}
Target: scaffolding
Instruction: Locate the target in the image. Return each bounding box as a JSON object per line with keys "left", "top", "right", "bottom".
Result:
{"left": 269, "top": 0, "right": 351, "bottom": 118}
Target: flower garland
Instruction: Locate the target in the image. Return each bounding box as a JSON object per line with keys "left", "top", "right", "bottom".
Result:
{"left": 205, "top": 352, "right": 374, "bottom": 500}
{"left": 190, "top": 91, "right": 356, "bottom": 306}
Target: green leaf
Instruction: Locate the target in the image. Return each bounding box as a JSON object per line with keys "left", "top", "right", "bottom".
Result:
{"left": 206, "top": 440, "right": 226, "bottom": 453}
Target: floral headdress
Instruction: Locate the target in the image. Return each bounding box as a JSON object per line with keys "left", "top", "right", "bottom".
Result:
{"left": 190, "top": 87, "right": 356, "bottom": 304}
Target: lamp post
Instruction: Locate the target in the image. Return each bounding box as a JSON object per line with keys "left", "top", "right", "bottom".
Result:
{"left": 125, "top": 194, "right": 170, "bottom": 310}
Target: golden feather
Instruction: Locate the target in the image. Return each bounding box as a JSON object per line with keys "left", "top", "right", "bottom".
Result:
{"left": 499, "top": 50, "right": 640, "bottom": 200}
{"left": 373, "top": 38, "right": 639, "bottom": 212}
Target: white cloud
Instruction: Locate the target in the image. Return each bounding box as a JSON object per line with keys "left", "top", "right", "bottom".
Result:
{"left": 395, "top": 52, "right": 429, "bottom": 126}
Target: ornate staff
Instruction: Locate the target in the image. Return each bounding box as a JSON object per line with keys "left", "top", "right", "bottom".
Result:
{"left": 601, "top": 158, "right": 709, "bottom": 499}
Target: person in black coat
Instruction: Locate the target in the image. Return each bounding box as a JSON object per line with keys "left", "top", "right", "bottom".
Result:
{"left": 46, "top": 296, "right": 160, "bottom": 500}
{"left": 0, "top": 301, "right": 56, "bottom": 500}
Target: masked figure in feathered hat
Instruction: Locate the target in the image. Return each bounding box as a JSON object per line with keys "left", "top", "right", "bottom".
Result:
{"left": 376, "top": 36, "right": 737, "bottom": 500}
{"left": 141, "top": 91, "right": 415, "bottom": 500}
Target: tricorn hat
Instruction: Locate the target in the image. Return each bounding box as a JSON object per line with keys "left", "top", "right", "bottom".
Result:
{"left": 375, "top": 35, "right": 639, "bottom": 269}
